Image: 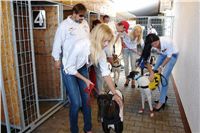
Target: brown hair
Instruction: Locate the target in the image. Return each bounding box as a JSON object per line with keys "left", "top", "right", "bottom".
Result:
{"left": 103, "top": 15, "right": 110, "bottom": 20}
{"left": 72, "top": 3, "right": 87, "bottom": 14}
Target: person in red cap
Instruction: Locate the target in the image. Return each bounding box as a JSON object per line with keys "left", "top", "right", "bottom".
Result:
{"left": 120, "top": 21, "right": 142, "bottom": 88}
{"left": 120, "top": 20, "right": 130, "bottom": 33}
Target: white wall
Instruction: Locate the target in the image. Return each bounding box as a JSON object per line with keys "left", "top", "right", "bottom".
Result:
{"left": 173, "top": 1, "right": 200, "bottom": 133}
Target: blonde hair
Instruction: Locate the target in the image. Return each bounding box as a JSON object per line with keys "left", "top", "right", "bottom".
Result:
{"left": 90, "top": 23, "right": 114, "bottom": 65}
{"left": 130, "top": 25, "right": 143, "bottom": 44}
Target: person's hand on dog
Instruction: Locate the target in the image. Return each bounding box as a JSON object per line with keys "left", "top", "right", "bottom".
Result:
{"left": 113, "top": 93, "right": 123, "bottom": 108}
{"left": 149, "top": 71, "right": 154, "bottom": 82}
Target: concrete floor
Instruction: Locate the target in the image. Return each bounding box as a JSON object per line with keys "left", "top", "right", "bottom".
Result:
{"left": 33, "top": 71, "right": 185, "bottom": 133}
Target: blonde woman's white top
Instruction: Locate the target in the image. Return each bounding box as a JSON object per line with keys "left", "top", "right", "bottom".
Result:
{"left": 90, "top": 46, "right": 111, "bottom": 77}
{"left": 159, "top": 37, "right": 178, "bottom": 58}
{"left": 64, "top": 38, "right": 111, "bottom": 77}
{"left": 98, "top": 50, "right": 111, "bottom": 76}
{"left": 52, "top": 16, "right": 90, "bottom": 63}
{"left": 122, "top": 32, "right": 144, "bottom": 51}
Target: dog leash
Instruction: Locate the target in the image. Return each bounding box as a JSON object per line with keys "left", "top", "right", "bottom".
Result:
{"left": 157, "top": 72, "right": 168, "bottom": 92}
{"left": 84, "top": 83, "right": 98, "bottom": 106}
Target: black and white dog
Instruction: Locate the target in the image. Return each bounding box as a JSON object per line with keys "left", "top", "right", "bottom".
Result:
{"left": 97, "top": 90, "right": 123, "bottom": 133}
{"left": 127, "top": 68, "right": 154, "bottom": 117}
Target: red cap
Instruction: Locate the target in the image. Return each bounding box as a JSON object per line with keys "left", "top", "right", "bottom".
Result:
{"left": 120, "top": 20, "right": 129, "bottom": 33}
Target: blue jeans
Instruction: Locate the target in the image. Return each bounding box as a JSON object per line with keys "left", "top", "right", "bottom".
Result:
{"left": 62, "top": 65, "right": 92, "bottom": 133}
{"left": 154, "top": 54, "right": 178, "bottom": 104}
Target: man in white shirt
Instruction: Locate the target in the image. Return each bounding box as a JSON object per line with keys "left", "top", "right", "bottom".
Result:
{"left": 52, "top": 5, "right": 89, "bottom": 69}
{"left": 51, "top": 3, "right": 92, "bottom": 133}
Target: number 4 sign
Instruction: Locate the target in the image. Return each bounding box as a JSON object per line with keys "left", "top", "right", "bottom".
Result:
{"left": 33, "top": 10, "right": 46, "bottom": 29}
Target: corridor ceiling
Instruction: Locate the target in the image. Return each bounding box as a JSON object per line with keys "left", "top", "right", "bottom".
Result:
{"left": 110, "top": 0, "right": 160, "bottom": 16}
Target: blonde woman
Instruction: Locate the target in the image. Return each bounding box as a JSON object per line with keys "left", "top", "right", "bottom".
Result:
{"left": 129, "top": 25, "right": 144, "bottom": 54}
{"left": 90, "top": 24, "right": 122, "bottom": 101}
{"left": 122, "top": 24, "right": 144, "bottom": 88}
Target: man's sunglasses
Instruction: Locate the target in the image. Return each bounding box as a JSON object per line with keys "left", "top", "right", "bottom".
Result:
{"left": 79, "top": 14, "right": 85, "bottom": 17}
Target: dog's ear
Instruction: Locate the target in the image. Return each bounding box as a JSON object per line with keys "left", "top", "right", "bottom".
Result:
{"left": 97, "top": 94, "right": 106, "bottom": 104}
{"left": 127, "top": 71, "right": 135, "bottom": 79}
{"left": 108, "top": 94, "right": 113, "bottom": 100}
{"left": 127, "top": 72, "right": 132, "bottom": 79}
{"left": 127, "top": 71, "right": 140, "bottom": 79}
{"left": 134, "top": 71, "right": 139, "bottom": 75}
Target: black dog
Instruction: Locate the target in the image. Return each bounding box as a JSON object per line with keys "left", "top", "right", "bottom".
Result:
{"left": 97, "top": 91, "right": 123, "bottom": 133}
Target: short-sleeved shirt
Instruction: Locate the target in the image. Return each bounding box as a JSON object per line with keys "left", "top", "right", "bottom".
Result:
{"left": 159, "top": 37, "right": 178, "bottom": 58}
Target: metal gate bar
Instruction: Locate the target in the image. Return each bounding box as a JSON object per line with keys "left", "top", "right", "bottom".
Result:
{"left": 2, "top": 1, "right": 70, "bottom": 132}
{"left": 1, "top": 1, "right": 22, "bottom": 132}
{"left": 12, "top": 0, "right": 39, "bottom": 128}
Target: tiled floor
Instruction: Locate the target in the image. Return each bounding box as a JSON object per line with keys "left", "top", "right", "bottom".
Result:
{"left": 33, "top": 71, "right": 185, "bottom": 133}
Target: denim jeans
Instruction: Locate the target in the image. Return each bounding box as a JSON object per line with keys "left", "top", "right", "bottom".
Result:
{"left": 61, "top": 65, "right": 92, "bottom": 133}
{"left": 123, "top": 48, "right": 138, "bottom": 77}
{"left": 154, "top": 53, "right": 178, "bottom": 103}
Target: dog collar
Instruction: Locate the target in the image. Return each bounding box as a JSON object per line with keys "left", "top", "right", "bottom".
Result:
{"left": 138, "top": 85, "right": 149, "bottom": 89}
{"left": 135, "top": 75, "right": 142, "bottom": 81}
{"left": 112, "top": 65, "right": 121, "bottom": 68}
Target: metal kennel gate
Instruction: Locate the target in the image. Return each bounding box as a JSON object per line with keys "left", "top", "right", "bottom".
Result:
{"left": 1, "top": 1, "right": 24, "bottom": 132}
{"left": 12, "top": 1, "right": 40, "bottom": 130}
{"left": 1, "top": 1, "right": 65, "bottom": 132}
{"left": 135, "top": 16, "right": 174, "bottom": 38}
